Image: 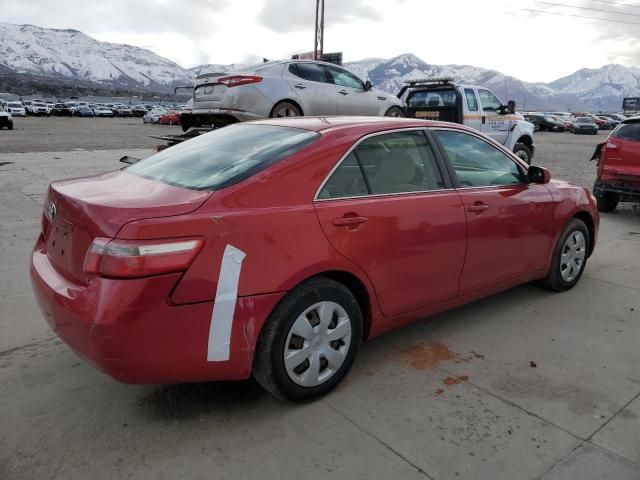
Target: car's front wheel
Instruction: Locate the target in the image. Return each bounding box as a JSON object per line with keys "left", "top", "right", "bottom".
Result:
{"left": 270, "top": 101, "right": 302, "bottom": 118}
{"left": 541, "top": 218, "right": 590, "bottom": 292}
{"left": 385, "top": 106, "right": 404, "bottom": 117}
{"left": 253, "top": 277, "right": 362, "bottom": 402}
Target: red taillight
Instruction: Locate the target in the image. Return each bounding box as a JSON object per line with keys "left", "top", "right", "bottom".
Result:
{"left": 83, "top": 237, "right": 204, "bottom": 278}
{"left": 217, "top": 75, "right": 262, "bottom": 87}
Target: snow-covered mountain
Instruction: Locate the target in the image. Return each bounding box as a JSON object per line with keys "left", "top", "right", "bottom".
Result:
{"left": 343, "top": 53, "right": 636, "bottom": 111}
{"left": 0, "top": 22, "right": 193, "bottom": 92}
{"left": 1, "top": 21, "right": 637, "bottom": 110}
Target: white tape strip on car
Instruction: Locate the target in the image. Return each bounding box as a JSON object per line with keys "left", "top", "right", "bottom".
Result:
{"left": 207, "top": 244, "right": 246, "bottom": 362}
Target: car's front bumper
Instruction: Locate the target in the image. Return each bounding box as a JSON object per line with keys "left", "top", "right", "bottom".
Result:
{"left": 30, "top": 236, "right": 284, "bottom": 384}
{"left": 594, "top": 181, "right": 640, "bottom": 202}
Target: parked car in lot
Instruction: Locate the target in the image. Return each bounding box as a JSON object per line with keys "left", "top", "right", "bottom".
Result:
{"left": 114, "top": 105, "right": 133, "bottom": 117}
{"left": 29, "top": 102, "right": 50, "bottom": 116}
{"left": 0, "top": 105, "right": 13, "bottom": 130}
{"left": 592, "top": 116, "right": 640, "bottom": 212}
{"left": 52, "top": 103, "right": 73, "bottom": 116}
{"left": 551, "top": 115, "right": 575, "bottom": 132}
{"left": 159, "top": 111, "right": 180, "bottom": 125}
{"left": 6, "top": 102, "right": 26, "bottom": 117}
{"left": 524, "top": 114, "right": 565, "bottom": 132}
{"left": 597, "top": 116, "right": 619, "bottom": 129}
{"left": 75, "top": 106, "right": 95, "bottom": 117}
{"left": 398, "top": 78, "right": 536, "bottom": 163}
{"left": 30, "top": 117, "right": 599, "bottom": 401}
{"left": 180, "top": 60, "right": 404, "bottom": 131}
{"left": 131, "top": 105, "right": 149, "bottom": 117}
{"left": 573, "top": 117, "right": 599, "bottom": 135}
{"left": 142, "top": 108, "right": 167, "bottom": 124}
{"left": 93, "top": 106, "right": 114, "bottom": 117}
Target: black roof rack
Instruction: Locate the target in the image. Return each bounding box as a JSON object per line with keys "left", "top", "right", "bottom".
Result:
{"left": 398, "top": 78, "right": 456, "bottom": 99}
{"left": 403, "top": 77, "right": 455, "bottom": 86}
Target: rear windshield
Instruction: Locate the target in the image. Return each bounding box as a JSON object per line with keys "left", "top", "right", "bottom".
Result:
{"left": 126, "top": 124, "right": 320, "bottom": 190}
{"left": 407, "top": 89, "right": 457, "bottom": 108}
{"left": 612, "top": 122, "right": 640, "bottom": 141}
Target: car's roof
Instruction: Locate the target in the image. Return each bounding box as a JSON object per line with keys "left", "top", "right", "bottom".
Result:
{"left": 248, "top": 116, "right": 471, "bottom": 134}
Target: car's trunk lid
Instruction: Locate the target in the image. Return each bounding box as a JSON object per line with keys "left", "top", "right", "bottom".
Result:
{"left": 43, "top": 170, "right": 211, "bottom": 283}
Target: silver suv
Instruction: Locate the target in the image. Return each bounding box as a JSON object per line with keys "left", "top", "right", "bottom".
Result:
{"left": 180, "top": 60, "right": 404, "bottom": 131}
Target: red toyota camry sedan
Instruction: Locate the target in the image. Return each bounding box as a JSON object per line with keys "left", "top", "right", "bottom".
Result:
{"left": 30, "top": 117, "right": 599, "bottom": 401}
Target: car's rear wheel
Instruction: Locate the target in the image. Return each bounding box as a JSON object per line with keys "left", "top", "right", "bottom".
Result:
{"left": 541, "top": 218, "right": 590, "bottom": 292}
{"left": 596, "top": 191, "right": 619, "bottom": 212}
{"left": 270, "top": 101, "right": 302, "bottom": 118}
{"left": 385, "top": 106, "right": 404, "bottom": 117}
{"left": 8, "top": 122, "right": 13, "bottom": 130}
{"left": 513, "top": 143, "right": 532, "bottom": 164}
{"left": 253, "top": 277, "right": 362, "bottom": 402}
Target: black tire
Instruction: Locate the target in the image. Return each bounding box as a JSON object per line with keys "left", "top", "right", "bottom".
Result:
{"left": 596, "top": 191, "right": 619, "bottom": 213}
{"left": 385, "top": 106, "right": 405, "bottom": 117}
{"left": 8, "top": 122, "right": 13, "bottom": 130}
{"left": 269, "top": 101, "right": 302, "bottom": 118}
{"left": 513, "top": 143, "right": 532, "bottom": 165}
{"left": 253, "top": 277, "right": 363, "bottom": 402}
{"left": 541, "top": 218, "right": 590, "bottom": 292}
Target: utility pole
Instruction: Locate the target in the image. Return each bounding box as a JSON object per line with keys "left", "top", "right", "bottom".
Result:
{"left": 314, "top": 0, "right": 325, "bottom": 61}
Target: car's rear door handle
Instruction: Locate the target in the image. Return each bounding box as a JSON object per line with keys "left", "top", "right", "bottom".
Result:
{"left": 294, "top": 84, "right": 307, "bottom": 89}
{"left": 339, "top": 90, "right": 349, "bottom": 95}
{"left": 466, "top": 202, "right": 489, "bottom": 213}
{"left": 332, "top": 216, "right": 368, "bottom": 226}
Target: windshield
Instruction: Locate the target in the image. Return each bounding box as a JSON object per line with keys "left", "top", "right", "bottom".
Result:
{"left": 126, "top": 124, "right": 320, "bottom": 190}
{"left": 576, "top": 117, "right": 592, "bottom": 123}
{"left": 8, "top": 103, "right": 21, "bottom": 108}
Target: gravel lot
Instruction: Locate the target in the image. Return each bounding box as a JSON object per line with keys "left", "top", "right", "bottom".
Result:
{"left": 1, "top": 119, "right": 639, "bottom": 480}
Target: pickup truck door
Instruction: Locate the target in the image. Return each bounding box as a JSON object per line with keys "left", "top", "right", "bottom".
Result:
{"left": 477, "top": 88, "right": 510, "bottom": 144}
{"left": 463, "top": 88, "right": 482, "bottom": 132}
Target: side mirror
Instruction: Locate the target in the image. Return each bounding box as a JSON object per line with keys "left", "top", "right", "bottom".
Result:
{"left": 364, "top": 80, "right": 373, "bottom": 91}
{"left": 528, "top": 165, "right": 551, "bottom": 184}
{"left": 507, "top": 100, "right": 516, "bottom": 114}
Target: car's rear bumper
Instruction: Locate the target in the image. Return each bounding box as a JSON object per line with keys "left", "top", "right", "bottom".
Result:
{"left": 30, "top": 236, "right": 284, "bottom": 384}
{"left": 181, "top": 109, "right": 263, "bottom": 128}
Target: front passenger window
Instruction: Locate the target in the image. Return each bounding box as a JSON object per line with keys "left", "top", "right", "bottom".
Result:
{"left": 434, "top": 130, "right": 525, "bottom": 187}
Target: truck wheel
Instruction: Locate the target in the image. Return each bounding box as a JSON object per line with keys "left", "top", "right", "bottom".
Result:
{"left": 8, "top": 121, "right": 13, "bottom": 130}
{"left": 385, "top": 106, "right": 404, "bottom": 117}
{"left": 513, "top": 143, "right": 532, "bottom": 165}
{"left": 596, "top": 191, "right": 618, "bottom": 212}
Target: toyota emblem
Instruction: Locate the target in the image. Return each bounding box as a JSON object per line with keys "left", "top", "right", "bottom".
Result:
{"left": 48, "top": 202, "right": 56, "bottom": 222}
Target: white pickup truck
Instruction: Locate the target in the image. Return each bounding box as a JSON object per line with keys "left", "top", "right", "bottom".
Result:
{"left": 398, "top": 78, "right": 536, "bottom": 164}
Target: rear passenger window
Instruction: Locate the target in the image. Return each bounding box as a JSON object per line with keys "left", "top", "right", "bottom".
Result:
{"left": 434, "top": 130, "right": 525, "bottom": 187}
{"left": 356, "top": 131, "right": 444, "bottom": 194}
{"left": 290, "top": 63, "right": 328, "bottom": 83}
{"left": 612, "top": 123, "right": 640, "bottom": 141}
{"left": 318, "top": 152, "right": 368, "bottom": 199}
{"left": 465, "top": 89, "right": 478, "bottom": 112}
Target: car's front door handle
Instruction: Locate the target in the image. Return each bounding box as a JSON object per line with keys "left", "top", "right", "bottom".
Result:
{"left": 332, "top": 216, "right": 368, "bottom": 226}
{"left": 339, "top": 90, "right": 349, "bottom": 95}
{"left": 466, "top": 202, "right": 489, "bottom": 213}
{"left": 294, "top": 84, "right": 307, "bottom": 89}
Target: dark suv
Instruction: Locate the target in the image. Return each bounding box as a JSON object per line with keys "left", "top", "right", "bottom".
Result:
{"left": 52, "top": 103, "right": 73, "bottom": 116}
